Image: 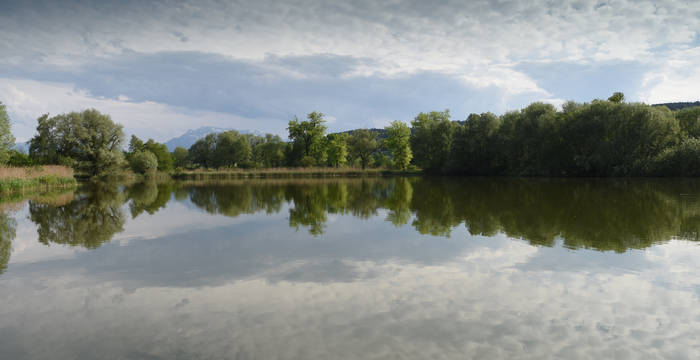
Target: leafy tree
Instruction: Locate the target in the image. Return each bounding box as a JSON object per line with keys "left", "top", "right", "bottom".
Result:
{"left": 213, "top": 130, "right": 251, "bottom": 168}
{"left": 189, "top": 133, "right": 217, "bottom": 168}
{"left": 676, "top": 106, "right": 700, "bottom": 138}
{"left": 287, "top": 111, "right": 327, "bottom": 166}
{"left": 384, "top": 120, "right": 412, "bottom": 170}
{"left": 254, "top": 134, "right": 286, "bottom": 167}
{"left": 128, "top": 135, "right": 145, "bottom": 153}
{"left": 129, "top": 151, "right": 158, "bottom": 175}
{"left": 410, "top": 110, "right": 455, "bottom": 172}
{"left": 0, "top": 101, "right": 15, "bottom": 165}
{"left": 29, "top": 109, "right": 125, "bottom": 176}
{"left": 608, "top": 92, "right": 625, "bottom": 103}
{"left": 326, "top": 133, "right": 349, "bottom": 167}
{"left": 172, "top": 146, "right": 189, "bottom": 168}
{"left": 348, "top": 129, "right": 378, "bottom": 169}
{"left": 449, "top": 113, "right": 502, "bottom": 174}
{"left": 144, "top": 139, "right": 174, "bottom": 172}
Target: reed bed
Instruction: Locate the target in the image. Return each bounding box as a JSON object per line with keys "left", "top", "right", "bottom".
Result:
{"left": 0, "top": 166, "right": 77, "bottom": 194}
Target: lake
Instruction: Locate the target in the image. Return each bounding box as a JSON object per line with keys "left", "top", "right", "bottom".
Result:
{"left": 1, "top": 177, "right": 699, "bottom": 359}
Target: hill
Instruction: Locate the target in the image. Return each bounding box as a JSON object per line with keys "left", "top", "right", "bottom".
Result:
{"left": 652, "top": 101, "right": 700, "bottom": 111}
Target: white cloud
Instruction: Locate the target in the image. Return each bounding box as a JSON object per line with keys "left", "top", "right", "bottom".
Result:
{"left": 0, "top": 78, "right": 285, "bottom": 142}
{"left": 638, "top": 46, "right": 700, "bottom": 103}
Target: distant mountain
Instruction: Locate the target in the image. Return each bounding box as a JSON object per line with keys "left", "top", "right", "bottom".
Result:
{"left": 164, "top": 127, "right": 267, "bottom": 151}
{"left": 13, "top": 141, "right": 29, "bottom": 154}
{"left": 164, "top": 126, "right": 231, "bottom": 151}
{"left": 652, "top": 101, "right": 700, "bottom": 111}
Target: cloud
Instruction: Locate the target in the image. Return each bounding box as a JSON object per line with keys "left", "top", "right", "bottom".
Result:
{"left": 0, "top": 77, "right": 279, "bottom": 142}
{"left": 0, "top": 0, "right": 698, "bottom": 140}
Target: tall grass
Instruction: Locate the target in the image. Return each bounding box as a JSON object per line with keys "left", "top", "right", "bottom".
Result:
{"left": 0, "top": 166, "right": 77, "bottom": 194}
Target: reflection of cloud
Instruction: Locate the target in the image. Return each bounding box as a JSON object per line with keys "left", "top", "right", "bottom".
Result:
{"left": 1, "top": 240, "right": 700, "bottom": 359}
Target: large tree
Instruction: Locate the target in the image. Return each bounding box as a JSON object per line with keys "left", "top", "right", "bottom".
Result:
{"left": 384, "top": 121, "right": 412, "bottom": 170}
{"left": 172, "top": 146, "right": 189, "bottom": 168}
{"left": 213, "top": 130, "right": 251, "bottom": 168}
{"left": 287, "top": 111, "right": 327, "bottom": 166}
{"left": 144, "top": 139, "right": 174, "bottom": 172}
{"left": 348, "top": 129, "right": 378, "bottom": 169}
{"left": 326, "top": 133, "right": 349, "bottom": 167}
{"left": 0, "top": 101, "right": 16, "bottom": 165}
{"left": 29, "top": 109, "right": 125, "bottom": 176}
{"left": 410, "top": 110, "right": 455, "bottom": 172}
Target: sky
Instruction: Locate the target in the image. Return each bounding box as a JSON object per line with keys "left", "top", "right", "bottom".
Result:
{"left": 1, "top": 0, "right": 699, "bottom": 143}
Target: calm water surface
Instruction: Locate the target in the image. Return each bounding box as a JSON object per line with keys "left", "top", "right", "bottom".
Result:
{"left": 1, "top": 177, "right": 700, "bottom": 359}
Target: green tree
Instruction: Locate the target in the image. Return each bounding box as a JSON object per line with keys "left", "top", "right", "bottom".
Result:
{"left": 129, "top": 150, "right": 158, "bottom": 175}
{"left": 144, "top": 139, "right": 174, "bottom": 172}
{"left": 410, "top": 110, "right": 455, "bottom": 172}
{"left": 254, "top": 134, "right": 286, "bottom": 167}
{"left": 213, "top": 130, "right": 251, "bottom": 168}
{"left": 449, "top": 113, "right": 502, "bottom": 174}
{"left": 128, "top": 135, "right": 145, "bottom": 153}
{"left": 384, "top": 121, "right": 412, "bottom": 170}
{"left": 287, "top": 111, "right": 327, "bottom": 166}
{"left": 326, "top": 133, "right": 349, "bottom": 167}
{"left": 676, "top": 106, "right": 700, "bottom": 138}
{"left": 172, "top": 146, "right": 189, "bottom": 168}
{"left": 348, "top": 129, "right": 378, "bottom": 169}
{"left": 189, "top": 133, "right": 217, "bottom": 168}
{"left": 0, "top": 101, "right": 15, "bottom": 165}
{"left": 29, "top": 109, "right": 125, "bottom": 176}
{"left": 608, "top": 92, "right": 625, "bottom": 103}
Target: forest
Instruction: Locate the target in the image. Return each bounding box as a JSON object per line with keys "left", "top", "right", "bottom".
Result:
{"left": 1, "top": 92, "right": 700, "bottom": 178}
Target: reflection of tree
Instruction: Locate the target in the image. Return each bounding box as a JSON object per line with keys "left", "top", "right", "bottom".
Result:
{"left": 188, "top": 183, "right": 285, "bottom": 217}
{"left": 184, "top": 179, "right": 413, "bottom": 236}
{"left": 29, "top": 183, "right": 126, "bottom": 249}
{"left": 0, "top": 213, "right": 17, "bottom": 274}
{"left": 126, "top": 181, "right": 175, "bottom": 218}
{"left": 385, "top": 178, "right": 414, "bottom": 226}
{"left": 410, "top": 178, "right": 700, "bottom": 252}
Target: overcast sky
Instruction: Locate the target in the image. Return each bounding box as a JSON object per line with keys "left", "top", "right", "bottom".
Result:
{"left": 1, "top": 0, "right": 699, "bottom": 142}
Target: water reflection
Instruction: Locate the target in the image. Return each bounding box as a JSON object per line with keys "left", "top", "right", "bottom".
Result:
{"left": 0, "top": 213, "right": 16, "bottom": 274}
{"left": 28, "top": 183, "right": 125, "bottom": 249}
{"left": 6, "top": 177, "right": 700, "bottom": 254}
{"left": 3, "top": 178, "right": 700, "bottom": 359}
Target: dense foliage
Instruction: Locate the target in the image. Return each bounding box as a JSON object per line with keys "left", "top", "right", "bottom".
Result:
{"left": 29, "top": 109, "right": 125, "bottom": 177}
{"left": 415, "top": 96, "right": 694, "bottom": 176}
{"left": 3, "top": 93, "right": 700, "bottom": 177}
{"left": 0, "top": 101, "right": 16, "bottom": 165}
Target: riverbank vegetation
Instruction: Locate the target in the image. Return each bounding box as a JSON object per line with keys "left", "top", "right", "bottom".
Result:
{"left": 2, "top": 93, "right": 700, "bottom": 179}
{"left": 0, "top": 165, "right": 77, "bottom": 193}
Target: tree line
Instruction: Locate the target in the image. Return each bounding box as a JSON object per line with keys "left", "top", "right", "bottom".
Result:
{"left": 1, "top": 92, "right": 700, "bottom": 177}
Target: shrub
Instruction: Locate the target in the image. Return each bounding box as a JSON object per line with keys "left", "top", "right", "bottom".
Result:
{"left": 129, "top": 151, "right": 158, "bottom": 175}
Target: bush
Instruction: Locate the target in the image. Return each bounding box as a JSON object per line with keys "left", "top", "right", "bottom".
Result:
{"left": 7, "top": 150, "right": 32, "bottom": 167}
{"left": 129, "top": 151, "right": 158, "bottom": 175}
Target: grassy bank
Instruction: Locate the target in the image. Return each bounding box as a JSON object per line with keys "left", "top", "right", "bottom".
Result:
{"left": 171, "top": 167, "right": 422, "bottom": 180}
{"left": 0, "top": 166, "right": 78, "bottom": 194}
